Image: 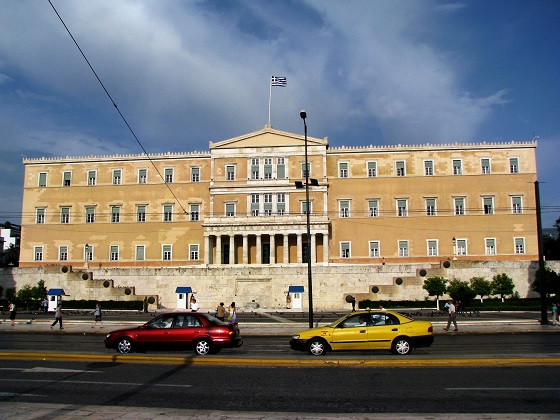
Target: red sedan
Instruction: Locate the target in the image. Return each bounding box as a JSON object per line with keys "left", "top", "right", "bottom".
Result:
{"left": 104, "top": 312, "right": 243, "bottom": 355}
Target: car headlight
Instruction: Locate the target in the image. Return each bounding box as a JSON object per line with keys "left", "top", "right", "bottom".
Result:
{"left": 291, "top": 334, "right": 300, "bottom": 339}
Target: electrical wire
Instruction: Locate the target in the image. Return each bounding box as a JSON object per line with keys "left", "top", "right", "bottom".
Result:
{"left": 46, "top": 0, "right": 188, "bottom": 215}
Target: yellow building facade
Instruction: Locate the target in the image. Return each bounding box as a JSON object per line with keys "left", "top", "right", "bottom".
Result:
{"left": 16, "top": 126, "right": 538, "bottom": 308}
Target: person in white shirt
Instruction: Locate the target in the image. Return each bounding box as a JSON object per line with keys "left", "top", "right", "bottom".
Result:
{"left": 191, "top": 298, "right": 199, "bottom": 312}
{"left": 443, "top": 300, "right": 458, "bottom": 331}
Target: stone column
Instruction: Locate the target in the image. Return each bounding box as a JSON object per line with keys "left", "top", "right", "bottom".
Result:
{"left": 311, "top": 233, "right": 317, "bottom": 263}
{"left": 323, "top": 233, "right": 329, "bottom": 264}
{"left": 270, "top": 234, "right": 276, "bottom": 264}
{"left": 205, "top": 236, "right": 210, "bottom": 265}
{"left": 256, "top": 234, "right": 262, "bottom": 264}
{"left": 283, "top": 234, "right": 289, "bottom": 264}
{"left": 297, "top": 233, "right": 302, "bottom": 263}
{"left": 242, "top": 234, "right": 248, "bottom": 264}
{"left": 216, "top": 235, "right": 222, "bottom": 265}
{"left": 229, "top": 235, "right": 235, "bottom": 264}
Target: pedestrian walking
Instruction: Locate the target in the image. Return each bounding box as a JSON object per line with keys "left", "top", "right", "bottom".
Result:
{"left": 191, "top": 298, "right": 199, "bottom": 312}
{"left": 216, "top": 302, "right": 226, "bottom": 321}
{"left": 51, "top": 304, "right": 63, "bottom": 329}
{"left": 91, "top": 303, "right": 103, "bottom": 328}
{"left": 228, "top": 302, "right": 237, "bottom": 324}
{"left": 552, "top": 302, "right": 559, "bottom": 326}
{"left": 8, "top": 301, "right": 16, "bottom": 326}
{"left": 443, "top": 300, "right": 458, "bottom": 331}
{"left": 42, "top": 297, "right": 49, "bottom": 315}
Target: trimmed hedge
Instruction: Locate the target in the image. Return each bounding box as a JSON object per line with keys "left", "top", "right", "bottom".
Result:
{"left": 359, "top": 297, "right": 546, "bottom": 311}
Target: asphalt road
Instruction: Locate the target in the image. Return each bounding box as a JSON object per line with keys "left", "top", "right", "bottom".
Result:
{"left": 1, "top": 359, "right": 559, "bottom": 414}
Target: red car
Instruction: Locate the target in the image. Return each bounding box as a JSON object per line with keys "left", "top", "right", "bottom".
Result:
{"left": 104, "top": 312, "right": 243, "bottom": 355}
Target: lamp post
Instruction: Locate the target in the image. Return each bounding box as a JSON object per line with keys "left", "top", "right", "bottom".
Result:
{"left": 535, "top": 181, "right": 548, "bottom": 325}
{"left": 300, "top": 110, "right": 314, "bottom": 328}
{"left": 85, "top": 243, "right": 90, "bottom": 270}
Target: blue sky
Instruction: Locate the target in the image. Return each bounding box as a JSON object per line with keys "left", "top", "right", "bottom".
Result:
{"left": 1, "top": 0, "right": 559, "bottom": 228}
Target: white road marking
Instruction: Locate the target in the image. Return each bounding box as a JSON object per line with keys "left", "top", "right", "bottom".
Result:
{"left": 8, "top": 379, "right": 192, "bottom": 387}
{"left": 0, "top": 392, "right": 44, "bottom": 397}
{"left": 24, "top": 367, "right": 100, "bottom": 373}
{"left": 447, "top": 388, "right": 560, "bottom": 391}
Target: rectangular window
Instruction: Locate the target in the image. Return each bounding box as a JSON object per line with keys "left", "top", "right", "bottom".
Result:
{"left": 60, "top": 207, "right": 70, "bottom": 224}
{"left": 112, "top": 169, "right": 122, "bottom": 185}
{"left": 189, "top": 244, "right": 199, "bottom": 260}
{"left": 369, "top": 241, "right": 380, "bottom": 257}
{"left": 38, "top": 172, "right": 47, "bottom": 187}
{"left": 368, "top": 199, "right": 379, "bottom": 217}
{"left": 110, "top": 245, "right": 119, "bottom": 261}
{"left": 111, "top": 206, "right": 120, "bottom": 223}
{"left": 483, "top": 197, "right": 494, "bottom": 215}
{"left": 138, "top": 169, "right": 147, "bottom": 184}
{"left": 277, "top": 193, "right": 285, "bottom": 215}
{"left": 251, "top": 194, "right": 259, "bottom": 216}
{"left": 426, "top": 198, "right": 436, "bottom": 216}
{"left": 397, "top": 199, "right": 408, "bottom": 217}
{"left": 225, "top": 203, "right": 235, "bottom": 217}
{"left": 63, "top": 171, "right": 71, "bottom": 186}
{"left": 396, "top": 161, "right": 405, "bottom": 177}
{"left": 88, "top": 170, "right": 97, "bottom": 186}
{"left": 485, "top": 238, "right": 496, "bottom": 255}
{"left": 339, "top": 200, "right": 350, "bottom": 218}
{"left": 367, "top": 161, "right": 377, "bottom": 177}
{"left": 481, "top": 158, "right": 491, "bottom": 174}
{"left": 264, "top": 158, "right": 272, "bottom": 179}
{"left": 264, "top": 193, "right": 273, "bottom": 216}
{"left": 340, "top": 242, "right": 350, "bottom": 258}
{"left": 34, "top": 246, "right": 43, "bottom": 261}
{"left": 427, "top": 240, "right": 438, "bottom": 256}
{"left": 398, "top": 240, "right": 409, "bottom": 257}
{"left": 226, "top": 165, "right": 235, "bottom": 181}
{"left": 191, "top": 167, "right": 200, "bottom": 182}
{"left": 510, "top": 158, "right": 519, "bottom": 174}
{"left": 59, "top": 246, "right": 68, "bottom": 261}
{"left": 301, "top": 162, "right": 310, "bottom": 178}
{"left": 136, "top": 245, "right": 145, "bottom": 261}
{"left": 454, "top": 197, "right": 465, "bottom": 215}
{"left": 251, "top": 158, "right": 259, "bottom": 180}
{"left": 276, "top": 157, "right": 285, "bottom": 179}
{"left": 424, "top": 160, "right": 434, "bottom": 176}
{"left": 453, "top": 159, "right": 462, "bottom": 175}
{"left": 515, "top": 237, "right": 525, "bottom": 254}
{"left": 85, "top": 245, "right": 93, "bottom": 262}
{"left": 190, "top": 204, "right": 200, "bottom": 221}
{"left": 36, "top": 208, "right": 45, "bottom": 224}
{"left": 137, "top": 205, "right": 146, "bottom": 222}
{"left": 162, "top": 245, "right": 172, "bottom": 261}
{"left": 85, "top": 207, "right": 95, "bottom": 223}
{"left": 164, "top": 168, "right": 173, "bottom": 183}
{"left": 301, "top": 201, "right": 312, "bottom": 215}
{"left": 163, "top": 205, "right": 173, "bottom": 222}
{"left": 339, "top": 162, "right": 348, "bottom": 178}
{"left": 457, "top": 239, "right": 467, "bottom": 256}
{"left": 512, "top": 196, "right": 522, "bottom": 214}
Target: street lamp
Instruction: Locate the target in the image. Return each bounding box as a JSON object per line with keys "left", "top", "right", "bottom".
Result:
{"left": 298, "top": 110, "right": 315, "bottom": 328}
{"left": 85, "top": 243, "right": 90, "bottom": 270}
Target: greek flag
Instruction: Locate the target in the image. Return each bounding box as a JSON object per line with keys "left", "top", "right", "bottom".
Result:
{"left": 271, "top": 76, "right": 287, "bottom": 87}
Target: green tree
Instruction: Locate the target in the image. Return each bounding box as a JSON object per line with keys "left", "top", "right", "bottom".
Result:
{"left": 423, "top": 276, "right": 447, "bottom": 310}
{"left": 5, "top": 287, "right": 16, "bottom": 301}
{"left": 531, "top": 266, "right": 560, "bottom": 297}
{"left": 446, "top": 278, "right": 476, "bottom": 308}
{"left": 491, "top": 273, "right": 515, "bottom": 302}
{"left": 1, "top": 244, "right": 20, "bottom": 267}
{"left": 470, "top": 276, "right": 493, "bottom": 303}
{"left": 16, "top": 285, "right": 35, "bottom": 310}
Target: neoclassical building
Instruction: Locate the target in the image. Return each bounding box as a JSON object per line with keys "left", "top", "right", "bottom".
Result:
{"left": 15, "top": 126, "right": 538, "bottom": 309}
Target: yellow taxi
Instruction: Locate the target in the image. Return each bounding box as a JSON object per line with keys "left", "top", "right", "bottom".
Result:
{"left": 289, "top": 309, "right": 434, "bottom": 356}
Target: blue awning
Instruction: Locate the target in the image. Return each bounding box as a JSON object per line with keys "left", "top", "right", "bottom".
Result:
{"left": 288, "top": 286, "right": 304, "bottom": 293}
{"left": 175, "top": 287, "right": 192, "bottom": 293}
{"left": 47, "top": 288, "right": 66, "bottom": 296}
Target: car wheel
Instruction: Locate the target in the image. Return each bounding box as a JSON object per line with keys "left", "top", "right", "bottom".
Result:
{"left": 307, "top": 338, "right": 328, "bottom": 356}
{"left": 391, "top": 337, "right": 412, "bottom": 355}
{"left": 194, "top": 339, "right": 211, "bottom": 355}
{"left": 116, "top": 337, "right": 134, "bottom": 354}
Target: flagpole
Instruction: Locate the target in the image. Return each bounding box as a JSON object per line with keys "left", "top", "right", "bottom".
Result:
{"left": 268, "top": 77, "right": 272, "bottom": 126}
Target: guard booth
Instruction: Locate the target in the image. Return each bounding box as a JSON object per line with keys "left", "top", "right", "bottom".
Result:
{"left": 287, "top": 286, "right": 304, "bottom": 309}
{"left": 175, "top": 286, "right": 192, "bottom": 310}
{"left": 47, "top": 288, "right": 67, "bottom": 312}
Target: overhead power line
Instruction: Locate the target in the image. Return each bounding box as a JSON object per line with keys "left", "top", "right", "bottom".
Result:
{"left": 47, "top": 0, "right": 188, "bottom": 214}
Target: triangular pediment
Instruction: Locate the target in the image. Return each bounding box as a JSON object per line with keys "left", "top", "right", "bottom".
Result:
{"left": 210, "top": 125, "right": 328, "bottom": 149}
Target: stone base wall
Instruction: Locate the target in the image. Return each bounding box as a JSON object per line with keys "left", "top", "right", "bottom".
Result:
{"left": 1, "top": 260, "right": 558, "bottom": 311}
